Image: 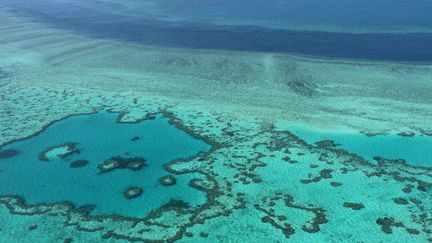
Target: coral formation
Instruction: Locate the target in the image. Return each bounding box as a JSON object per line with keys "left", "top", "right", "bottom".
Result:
{"left": 159, "top": 175, "right": 177, "bottom": 186}
{"left": 98, "top": 156, "right": 147, "bottom": 173}
{"left": 39, "top": 143, "right": 79, "bottom": 161}
{"left": 123, "top": 187, "right": 143, "bottom": 199}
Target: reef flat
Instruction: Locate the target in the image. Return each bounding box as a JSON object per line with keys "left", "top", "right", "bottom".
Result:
{"left": 0, "top": 3, "right": 431, "bottom": 243}
{"left": 1, "top": 81, "right": 431, "bottom": 242}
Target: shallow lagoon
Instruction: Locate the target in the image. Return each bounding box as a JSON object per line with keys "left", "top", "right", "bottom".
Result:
{"left": 282, "top": 124, "right": 432, "bottom": 167}
{"left": 0, "top": 112, "right": 210, "bottom": 217}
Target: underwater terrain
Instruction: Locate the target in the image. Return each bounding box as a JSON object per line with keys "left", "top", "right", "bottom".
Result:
{"left": 0, "top": 0, "right": 431, "bottom": 242}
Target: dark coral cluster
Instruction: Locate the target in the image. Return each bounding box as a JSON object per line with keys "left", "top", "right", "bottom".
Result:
{"left": 123, "top": 186, "right": 143, "bottom": 199}
{"left": 0, "top": 149, "right": 19, "bottom": 159}
{"left": 300, "top": 168, "right": 333, "bottom": 184}
{"left": 343, "top": 202, "right": 364, "bottom": 210}
{"left": 98, "top": 156, "right": 147, "bottom": 173}
{"left": 70, "top": 160, "right": 89, "bottom": 168}
{"left": 159, "top": 175, "right": 177, "bottom": 186}
{"left": 397, "top": 131, "right": 415, "bottom": 137}
{"left": 254, "top": 192, "right": 327, "bottom": 237}
{"left": 376, "top": 217, "right": 420, "bottom": 235}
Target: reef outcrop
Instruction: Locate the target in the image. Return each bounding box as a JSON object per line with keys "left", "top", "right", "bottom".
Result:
{"left": 98, "top": 156, "right": 147, "bottom": 173}
{"left": 123, "top": 186, "right": 143, "bottom": 199}
{"left": 0, "top": 149, "right": 19, "bottom": 159}
{"left": 159, "top": 175, "right": 177, "bottom": 186}
{"left": 39, "top": 143, "right": 79, "bottom": 161}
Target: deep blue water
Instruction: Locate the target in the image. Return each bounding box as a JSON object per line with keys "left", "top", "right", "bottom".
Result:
{"left": 144, "top": 0, "right": 432, "bottom": 30}
{"left": 1, "top": 0, "right": 432, "bottom": 61}
{"left": 0, "top": 112, "right": 210, "bottom": 217}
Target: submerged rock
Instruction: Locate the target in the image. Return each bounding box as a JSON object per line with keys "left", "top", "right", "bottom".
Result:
{"left": 28, "top": 225, "right": 37, "bottom": 231}
{"left": 70, "top": 160, "right": 89, "bottom": 168}
{"left": 393, "top": 197, "right": 408, "bottom": 205}
{"left": 397, "top": 131, "right": 415, "bottom": 137}
{"left": 123, "top": 186, "right": 143, "bottom": 199}
{"left": 330, "top": 182, "right": 343, "bottom": 187}
{"left": 78, "top": 204, "right": 96, "bottom": 214}
{"left": 360, "top": 131, "right": 387, "bottom": 137}
{"left": 420, "top": 129, "right": 432, "bottom": 136}
{"left": 343, "top": 202, "right": 364, "bottom": 210}
{"left": 315, "top": 140, "right": 337, "bottom": 148}
{"left": 98, "top": 156, "right": 147, "bottom": 173}
{"left": 0, "top": 149, "right": 19, "bottom": 159}
{"left": 159, "top": 175, "right": 177, "bottom": 186}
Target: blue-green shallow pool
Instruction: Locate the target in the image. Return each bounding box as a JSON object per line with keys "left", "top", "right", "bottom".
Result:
{"left": 0, "top": 112, "right": 210, "bottom": 217}
{"left": 287, "top": 126, "right": 432, "bottom": 167}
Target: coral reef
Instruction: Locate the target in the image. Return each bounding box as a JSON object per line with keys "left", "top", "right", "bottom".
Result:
{"left": 98, "top": 156, "right": 147, "bottom": 173}
{"left": 39, "top": 143, "right": 79, "bottom": 161}
{"left": 123, "top": 187, "right": 143, "bottom": 199}
{"left": 159, "top": 175, "right": 177, "bottom": 186}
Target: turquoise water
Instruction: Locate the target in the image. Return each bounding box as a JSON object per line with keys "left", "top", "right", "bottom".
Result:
{"left": 0, "top": 1, "right": 431, "bottom": 241}
{"left": 287, "top": 125, "right": 432, "bottom": 167}
{"left": 0, "top": 112, "right": 210, "bottom": 217}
